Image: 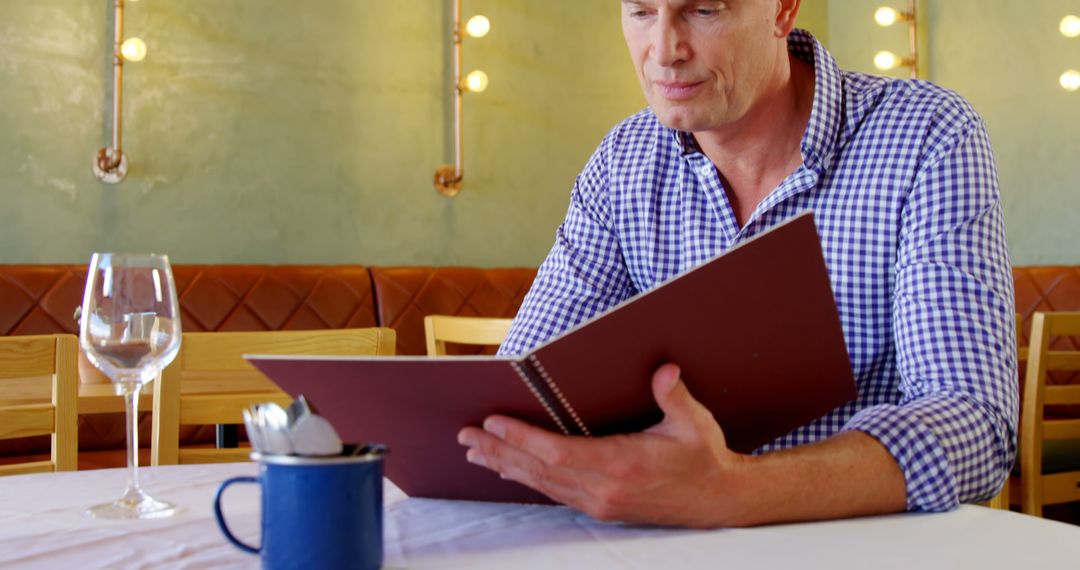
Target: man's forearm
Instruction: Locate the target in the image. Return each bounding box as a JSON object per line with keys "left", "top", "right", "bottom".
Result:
{"left": 726, "top": 430, "right": 907, "bottom": 527}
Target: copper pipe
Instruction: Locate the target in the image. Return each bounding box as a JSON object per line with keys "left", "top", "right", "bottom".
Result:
{"left": 452, "top": 0, "right": 463, "bottom": 179}
{"left": 908, "top": 0, "right": 918, "bottom": 79}
{"left": 112, "top": 0, "right": 124, "bottom": 157}
{"left": 434, "top": 0, "right": 465, "bottom": 197}
{"left": 94, "top": 0, "right": 127, "bottom": 181}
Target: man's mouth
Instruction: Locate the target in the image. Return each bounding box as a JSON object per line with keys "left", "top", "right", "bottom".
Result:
{"left": 652, "top": 80, "right": 705, "bottom": 100}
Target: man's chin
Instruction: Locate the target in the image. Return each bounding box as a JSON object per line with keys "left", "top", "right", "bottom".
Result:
{"left": 652, "top": 110, "right": 702, "bottom": 133}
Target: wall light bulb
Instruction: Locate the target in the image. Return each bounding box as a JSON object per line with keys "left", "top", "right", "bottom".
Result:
{"left": 1060, "top": 15, "right": 1080, "bottom": 38}
{"left": 1060, "top": 70, "right": 1080, "bottom": 91}
{"left": 465, "top": 70, "right": 489, "bottom": 93}
{"left": 121, "top": 37, "right": 147, "bottom": 62}
{"left": 466, "top": 15, "right": 490, "bottom": 38}
{"left": 873, "top": 50, "right": 899, "bottom": 71}
{"left": 874, "top": 7, "right": 899, "bottom": 27}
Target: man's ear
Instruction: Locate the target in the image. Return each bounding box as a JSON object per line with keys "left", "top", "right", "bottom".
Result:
{"left": 774, "top": 0, "right": 802, "bottom": 37}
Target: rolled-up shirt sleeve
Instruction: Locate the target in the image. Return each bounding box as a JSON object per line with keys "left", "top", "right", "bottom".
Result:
{"left": 842, "top": 114, "right": 1018, "bottom": 511}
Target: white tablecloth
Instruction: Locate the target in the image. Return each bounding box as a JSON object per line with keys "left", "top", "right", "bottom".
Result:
{"left": 1, "top": 463, "right": 1078, "bottom": 569}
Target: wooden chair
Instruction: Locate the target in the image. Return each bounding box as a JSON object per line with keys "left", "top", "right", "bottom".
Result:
{"left": 1017, "top": 311, "right": 1080, "bottom": 516}
{"left": 0, "top": 335, "right": 78, "bottom": 475}
{"left": 423, "top": 315, "right": 513, "bottom": 356}
{"left": 151, "top": 327, "right": 395, "bottom": 466}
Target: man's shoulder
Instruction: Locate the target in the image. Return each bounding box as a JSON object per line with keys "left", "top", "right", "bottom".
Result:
{"left": 843, "top": 70, "right": 982, "bottom": 130}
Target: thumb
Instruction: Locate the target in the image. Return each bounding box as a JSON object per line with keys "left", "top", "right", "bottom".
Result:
{"left": 650, "top": 363, "right": 700, "bottom": 431}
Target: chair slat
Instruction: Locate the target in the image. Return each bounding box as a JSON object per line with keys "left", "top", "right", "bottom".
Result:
{"left": 0, "top": 460, "right": 53, "bottom": 476}
{"left": 424, "top": 316, "right": 513, "bottom": 356}
{"left": 179, "top": 371, "right": 282, "bottom": 395}
{"left": 1041, "top": 471, "right": 1080, "bottom": 505}
{"left": 1045, "top": 352, "right": 1080, "bottom": 371}
{"left": 1045, "top": 385, "right": 1080, "bottom": 406}
{"left": 179, "top": 391, "right": 292, "bottom": 425}
{"left": 1046, "top": 312, "right": 1080, "bottom": 337}
{"left": 0, "top": 404, "right": 54, "bottom": 439}
{"left": 0, "top": 336, "right": 55, "bottom": 380}
{"left": 182, "top": 329, "right": 394, "bottom": 372}
{"left": 1043, "top": 419, "right": 1080, "bottom": 440}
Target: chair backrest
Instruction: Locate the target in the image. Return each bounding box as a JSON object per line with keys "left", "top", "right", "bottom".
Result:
{"left": 0, "top": 335, "right": 78, "bottom": 475}
{"left": 423, "top": 316, "right": 513, "bottom": 356}
{"left": 151, "top": 327, "right": 396, "bottom": 466}
{"left": 1019, "top": 311, "right": 1080, "bottom": 515}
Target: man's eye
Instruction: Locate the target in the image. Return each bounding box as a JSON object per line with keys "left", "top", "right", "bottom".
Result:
{"left": 690, "top": 2, "right": 727, "bottom": 17}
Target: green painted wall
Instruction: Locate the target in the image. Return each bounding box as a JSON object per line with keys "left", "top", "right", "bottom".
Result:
{"left": 828, "top": 0, "right": 1080, "bottom": 265}
{"left": 2, "top": 2, "right": 1076, "bottom": 266}
{"left": 0, "top": 1, "right": 643, "bottom": 266}
{"left": 796, "top": 0, "right": 830, "bottom": 47}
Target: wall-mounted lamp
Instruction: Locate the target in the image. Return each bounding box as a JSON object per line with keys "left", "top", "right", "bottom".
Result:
{"left": 872, "top": 2, "right": 918, "bottom": 79}
{"left": 1061, "top": 15, "right": 1080, "bottom": 39}
{"left": 433, "top": 2, "right": 490, "bottom": 198}
{"left": 1060, "top": 15, "right": 1080, "bottom": 92}
{"left": 1060, "top": 70, "right": 1080, "bottom": 92}
{"left": 93, "top": 0, "right": 147, "bottom": 184}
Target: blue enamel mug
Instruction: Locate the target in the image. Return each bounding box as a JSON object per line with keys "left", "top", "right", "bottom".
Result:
{"left": 214, "top": 445, "right": 386, "bottom": 570}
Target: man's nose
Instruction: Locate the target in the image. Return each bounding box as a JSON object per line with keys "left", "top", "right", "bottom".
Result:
{"left": 652, "top": 17, "right": 690, "bottom": 67}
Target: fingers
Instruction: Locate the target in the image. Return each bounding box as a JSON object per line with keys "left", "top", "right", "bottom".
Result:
{"left": 650, "top": 364, "right": 695, "bottom": 428}
{"left": 457, "top": 423, "right": 587, "bottom": 503}
{"left": 481, "top": 415, "right": 591, "bottom": 467}
{"left": 647, "top": 363, "right": 721, "bottom": 440}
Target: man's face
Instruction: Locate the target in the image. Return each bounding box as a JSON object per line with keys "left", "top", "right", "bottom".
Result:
{"left": 621, "top": 0, "right": 784, "bottom": 133}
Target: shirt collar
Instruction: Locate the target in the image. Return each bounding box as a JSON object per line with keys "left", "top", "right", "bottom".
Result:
{"left": 670, "top": 29, "right": 844, "bottom": 175}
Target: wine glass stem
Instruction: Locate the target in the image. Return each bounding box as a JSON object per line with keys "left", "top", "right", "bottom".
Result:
{"left": 122, "top": 383, "right": 143, "bottom": 499}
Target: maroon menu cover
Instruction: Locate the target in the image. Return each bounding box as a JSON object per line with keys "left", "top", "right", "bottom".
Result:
{"left": 248, "top": 212, "right": 856, "bottom": 504}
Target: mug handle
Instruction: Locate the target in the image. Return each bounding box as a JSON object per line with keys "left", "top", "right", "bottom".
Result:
{"left": 213, "top": 476, "right": 260, "bottom": 555}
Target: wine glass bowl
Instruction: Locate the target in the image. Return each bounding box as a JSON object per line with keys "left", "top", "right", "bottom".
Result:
{"left": 80, "top": 253, "right": 181, "bottom": 519}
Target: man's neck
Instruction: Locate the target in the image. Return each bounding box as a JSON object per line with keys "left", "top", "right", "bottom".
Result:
{"left": 693, "top": 52, "right": 816, "bottom": 226}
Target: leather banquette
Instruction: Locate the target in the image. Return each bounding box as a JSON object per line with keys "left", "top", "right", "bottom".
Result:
{"left": 1, "top": 264, "right": 1077, "bottom": 469}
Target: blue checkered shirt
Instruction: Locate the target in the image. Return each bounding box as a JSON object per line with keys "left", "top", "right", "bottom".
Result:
{"left": 499, "top": 30, "right": 1018, "bottom": 512}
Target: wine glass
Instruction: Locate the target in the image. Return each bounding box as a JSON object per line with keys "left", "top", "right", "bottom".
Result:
{"left": 80, "top": 253, "right": 182, "bottom": 519}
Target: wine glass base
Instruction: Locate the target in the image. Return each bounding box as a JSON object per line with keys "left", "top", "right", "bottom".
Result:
{"left": 86, "top": 494, "right": 178, "bottom": 520}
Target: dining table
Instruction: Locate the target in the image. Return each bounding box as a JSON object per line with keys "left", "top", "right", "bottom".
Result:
{"left": 2, "top": 462, "right": 1080, "bottom": 569}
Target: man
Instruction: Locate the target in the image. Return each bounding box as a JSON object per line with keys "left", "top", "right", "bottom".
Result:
{"left": 458, "top": 0, "right": 1017, "bottom": 528}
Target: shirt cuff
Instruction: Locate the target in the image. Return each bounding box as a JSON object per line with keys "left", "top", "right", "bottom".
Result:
{"left": 842, "top": 397, "right": 964, "bottom": 512}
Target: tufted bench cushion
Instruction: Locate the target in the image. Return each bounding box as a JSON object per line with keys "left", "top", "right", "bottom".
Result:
{"left": 371, "top": 267, "right": 537, "bottom": 356}
{"left": 1013, "top": 266, "right": 1080, "bottom": 341}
